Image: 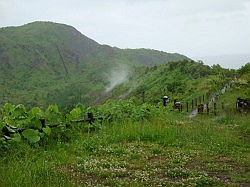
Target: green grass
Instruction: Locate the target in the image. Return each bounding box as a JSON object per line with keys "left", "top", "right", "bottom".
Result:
{"left": 0, "top": 110, "right": 249, "bottom": 186}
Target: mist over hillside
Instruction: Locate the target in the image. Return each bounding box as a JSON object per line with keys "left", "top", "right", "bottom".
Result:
{"left": 0, "top": 21, "right": 190, "bottom": 109}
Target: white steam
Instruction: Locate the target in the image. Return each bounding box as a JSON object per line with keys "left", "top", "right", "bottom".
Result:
{"left": 105, "top": 66, "right": 129, "bottom": 93}
{"left": 118, "top": 83, "right": 136, "bottom": 100}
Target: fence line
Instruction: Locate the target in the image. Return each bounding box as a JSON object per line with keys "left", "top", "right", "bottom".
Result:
{"left": 2, "top": 112, "right": 102, "bottom": 138}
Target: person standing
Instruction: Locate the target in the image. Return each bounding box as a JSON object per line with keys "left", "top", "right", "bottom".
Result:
{"left": 163, "top": 96, "right": 170, "bottom": 106}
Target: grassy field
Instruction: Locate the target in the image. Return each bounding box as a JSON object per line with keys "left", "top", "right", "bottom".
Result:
{"left": 0, "top": 108, "right": 249, "bottom": 186}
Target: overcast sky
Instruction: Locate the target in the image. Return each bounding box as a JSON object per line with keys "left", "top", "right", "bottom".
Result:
{"left": 1, "top": 0, "right": 250, "bottom": 69}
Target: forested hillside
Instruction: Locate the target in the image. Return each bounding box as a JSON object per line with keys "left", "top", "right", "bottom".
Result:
{"left": 101, "top": 60, "right": 237, "bottom": 105}
{"left": 0, "top": 21, "right": 189, "bottom": 109}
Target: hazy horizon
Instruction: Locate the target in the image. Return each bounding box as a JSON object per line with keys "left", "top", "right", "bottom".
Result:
{"left": 193, "top": 53, "right": 250, "bottom": 69}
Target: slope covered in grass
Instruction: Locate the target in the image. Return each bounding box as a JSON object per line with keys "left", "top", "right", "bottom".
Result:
{"left": 0, "top": 61, "right": 249, "bottom": 186}
{"left": 0, "top": 21, "right": 189, "bottom": 109}
{"left": 117, "top": 60, "right": 236, "bottom": 105}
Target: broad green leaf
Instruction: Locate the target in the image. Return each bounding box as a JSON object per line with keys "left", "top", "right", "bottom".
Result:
{"left": 13, "top": 104, "right": 27, "bottom": 119}
{"left": 0, "top": 122, "right": 4, "bottom": 131}
{"left": 45, "top": 105, "right": 60, "bottom": 115}
{"left": 3, "top": 118, "right": 16, "bottom": 127}
{"left": 8, "top": 125, "right": 17, "bottom": 129}
{"left": 28, "top": 107, "right": 44, "bottom": 119}
{"left": 39, "top": 132, "right": 45, "bottom": 138}
{"left": 45, "top": 105, "right": 62, "bottom": 123}
{"left": 3, "top": 103, "right": 15, "bottom": 114}
{"left": 22, "top": 129, "right": 40, "bottom": 143}
{"left": 4, "top": 135, "right": 11, "bottom": 140}
{"left": 29, "top": 117, "right": 42, "bottom": 129}
{"left": 12, "top": 133, "right": 21, "bottom": 142}
{"left": 75, "top": 103, "right": 85, "bottom": 111}
{"left": 6, "top": 126, "right": 16, "bottom": 133}
{"left": 66, "top": 107, "right": 82, "bottom": 121}
{"left": 42, "top": 126, "right": 51, "bottom": 136}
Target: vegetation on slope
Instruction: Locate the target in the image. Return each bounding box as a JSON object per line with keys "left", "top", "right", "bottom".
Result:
{"left": 0, "top": 63, "right": 249, "bottom": 186}
{"left": 105, "top": 60, "right": 236, "bottom": 105}
{"left": 0, "top": 21, "right": 189, "bottom": 109}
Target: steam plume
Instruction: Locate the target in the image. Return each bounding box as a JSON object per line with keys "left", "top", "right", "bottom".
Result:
{"left": 105, "top": 65, "right": 128, "bottom": 93}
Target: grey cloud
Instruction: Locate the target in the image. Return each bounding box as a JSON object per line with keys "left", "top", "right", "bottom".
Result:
{"left": 0, "top": 0, "right": 249, "bottom": 68}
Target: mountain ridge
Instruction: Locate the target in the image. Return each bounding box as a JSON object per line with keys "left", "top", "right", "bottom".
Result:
{"left": 0, "top": 21, "right": 190, "bottom": 108}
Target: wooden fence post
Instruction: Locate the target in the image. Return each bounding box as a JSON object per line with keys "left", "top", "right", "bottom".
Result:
{"left": 88, "top": 112, "right": 94, "bottom": 124}
{"left": 222, "top": 102, "right": 225, "bottom": 110}
{"left": 207, "top": 103, "right": 209, "bottom": 114}
{"left": 214, "top": 103, "right": 217, "bottom": 116}
{"left": 192, "top": 99, "right": 194, "bottom": 109}
{"left": 186, "top": 101, "right": 189, "bottom": 112}
{"left": 142, "top": 91, "right": 145, "bottom": 103}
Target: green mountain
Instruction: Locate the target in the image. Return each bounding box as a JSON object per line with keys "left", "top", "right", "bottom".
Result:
{"left": 0, "top": 21, "right": 189, "bottom": 109}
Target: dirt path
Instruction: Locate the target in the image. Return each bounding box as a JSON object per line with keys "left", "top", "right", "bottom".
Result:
{"left": 188, "top": 81, "right": 233, "bottom": 118}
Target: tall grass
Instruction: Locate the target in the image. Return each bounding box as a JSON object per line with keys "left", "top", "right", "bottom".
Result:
{"left": 0, "top": 110, "right": 249, "bottom": 186}
{"left": 72, "top": 111, "right": 249, "bottom": 155}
